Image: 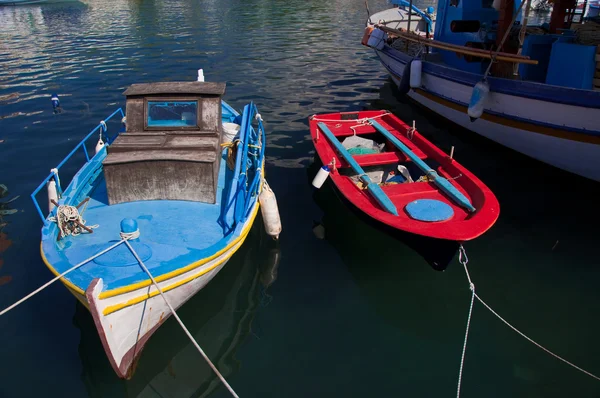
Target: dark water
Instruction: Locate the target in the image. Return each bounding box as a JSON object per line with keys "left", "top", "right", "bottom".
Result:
{"left": 1, "top": 1, "right": 600, "bottom": 397}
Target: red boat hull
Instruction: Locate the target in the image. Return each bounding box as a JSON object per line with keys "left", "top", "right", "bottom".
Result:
{"left": 309, "top": 110, "right": 499, "bottom": 242}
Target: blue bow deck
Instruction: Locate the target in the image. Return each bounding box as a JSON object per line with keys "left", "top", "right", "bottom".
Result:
{"left": 36, "top": 96, "right": 264, "bottom": 296}
{"left": 41, "top": 148, "right": 249, "bottom": 292}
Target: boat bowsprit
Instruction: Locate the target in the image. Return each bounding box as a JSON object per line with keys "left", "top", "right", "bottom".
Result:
{"left": 309, "top": 110, "right": 499, "bottom": 269}
{"left": 30, "top": 78, "right": 280, "bottom": 379}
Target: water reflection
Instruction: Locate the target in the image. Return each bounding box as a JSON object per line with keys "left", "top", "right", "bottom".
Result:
{"left": 310, "top": 173, "right": 465, "bottom": 341}
{"left": 0, "top": 184, "right": 17, "bottom": 288}
{"left": 2, "top": 0, "right": 598, "bottom": 396}
{"left": 76, "top": 222, "right": 280, "bottom": 397}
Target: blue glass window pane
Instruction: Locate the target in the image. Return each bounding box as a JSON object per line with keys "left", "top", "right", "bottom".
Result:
{"left": 147, "top": 101, "right": 197, "bottom": 127}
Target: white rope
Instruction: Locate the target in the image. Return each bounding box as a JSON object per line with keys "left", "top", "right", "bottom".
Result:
{"left": 99, "top": 120, "right": 107, "bottom": 138}
{"left": 124, "top": 240, "right": 240, "bottom": 398}
{"left": 119, "top": 229, "right": 140, "bottom": 240}
{"left": 49, "top": 204, "right": 98, "bottom": 238}
{"left": 456, "top": 245, "right": 600, "bottom": 398}
{"left": 473, "top": 293, "right": 600, "bottom": 382}
{"left": 456, "top": 246, "right": 475, "bottom": 398}
{"left": 0, "top": 239, "right": 127, "bottom": 317}
{"left": 50, "top": 168, "right": 61, "bottom": 192}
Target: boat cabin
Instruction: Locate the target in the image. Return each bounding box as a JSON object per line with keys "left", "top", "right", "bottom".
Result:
{"left": 102, "top": 81, "right": 226, "bottom": 205}
{"left": 431, "top": 0, "right": 599, "bottom": 89}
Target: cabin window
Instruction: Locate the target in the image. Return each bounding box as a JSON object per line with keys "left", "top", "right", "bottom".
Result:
{"left": 146, "top": 100, "right": 198, "bottom": 128}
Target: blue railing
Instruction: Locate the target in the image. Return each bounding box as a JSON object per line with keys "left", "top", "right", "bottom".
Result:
{"left": 392, "top": 0, "right": 434, "bottom": 33}
{"left": 30, "top": 108, "right": 125, "bottom": 223}
{"left": 233, "top": 102, "right": 265, "bottom": 225}
{"left": 244, "top": 111, "right": 266, "bottom": 219}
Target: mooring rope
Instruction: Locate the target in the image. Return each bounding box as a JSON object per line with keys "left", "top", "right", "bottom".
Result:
{"left": 0, "top": 239, "right": 127, "bottom": 317}
{"left": 119, "top": 229, "right": 140, "bottom": 240}
{"left": 124, "top": 240, "right": 240, "bottom": 398}
{"left": 456, "top": 245, "right": 600, "bottom": 398}
{"left": 456, "top": 246, "right": 475, "bottom": 398}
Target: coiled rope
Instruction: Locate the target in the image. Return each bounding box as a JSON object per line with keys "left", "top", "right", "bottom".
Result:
{"left": 456, "top": 245, "right": 600, "bottom": 398}
{"left": 119, "top": 229, "right": 140, "bottom": 240}
{"left": 49, "top": 204, "right": 98, "bottom": 238}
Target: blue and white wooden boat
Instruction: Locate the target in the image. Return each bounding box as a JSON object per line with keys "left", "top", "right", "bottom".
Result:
{"left": 30, "top": 78, "right": 279, "bottom": 379}
{"left": 365, "top": 0, "right": 600, "bottom": 182}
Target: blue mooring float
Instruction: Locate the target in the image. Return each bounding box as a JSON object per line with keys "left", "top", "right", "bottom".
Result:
{"left": 51, "top": 93, "right": 61, "bottom": 114}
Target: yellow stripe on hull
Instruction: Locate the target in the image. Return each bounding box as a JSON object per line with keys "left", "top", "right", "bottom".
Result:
{"left": 99, "top": 201, "right": 260, "bottom": 298}
{"left": 102, "top": 239, "right": 243, "bottom": 315}
{"left": 41, "top": 199, "right": 260, "bottom": 306}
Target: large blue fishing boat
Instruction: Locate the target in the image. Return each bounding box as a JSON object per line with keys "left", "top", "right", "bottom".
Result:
{"left": 364, "top": 0, "right": 600, "bottom": 181}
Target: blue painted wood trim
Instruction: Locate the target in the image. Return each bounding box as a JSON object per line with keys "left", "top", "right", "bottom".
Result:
{"left": 369, "top": 119, "right": 475, "bottom": 212}
{"left": 380, "top": 46, "right": 600, "bottom": 109}
{"left": 316, "top": 122, "right": 398, "bottom": 216}
{"left": 376, "top": 50, "right": 600, "bottom": 137}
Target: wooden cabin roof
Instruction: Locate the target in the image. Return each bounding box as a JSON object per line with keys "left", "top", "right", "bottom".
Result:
{"left": 123, "top": 82, "right": 226, "bottom": 97}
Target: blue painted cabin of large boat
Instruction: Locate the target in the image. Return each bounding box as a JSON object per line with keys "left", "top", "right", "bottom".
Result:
{"left": 431, "top": 0, "right": 598, "bottom": 89}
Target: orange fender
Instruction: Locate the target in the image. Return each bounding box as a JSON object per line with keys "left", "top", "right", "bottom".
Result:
{"left": 361, "top": 26, "right": 374, "bottom": 46}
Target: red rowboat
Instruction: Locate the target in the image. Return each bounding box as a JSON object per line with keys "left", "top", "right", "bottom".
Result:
{"left": 309, "top": 110, "right": 499, "bottom": 243}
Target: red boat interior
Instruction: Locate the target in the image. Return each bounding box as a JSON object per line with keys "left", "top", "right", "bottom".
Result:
{"left": 310, "top": 110, "right": 499, "bottom": 241}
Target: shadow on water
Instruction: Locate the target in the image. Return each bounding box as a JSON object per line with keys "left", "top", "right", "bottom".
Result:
{"left": 0, "top": 184, "right": 18, "bottom": 288}
{"left": 301, "top": 77, "right": 600, "bottom": 397}
{"left": 308, "top": 159, "right": 460, "bottom": 271}
{"left": 363, "top": 80, "right": 600, "bottom": 396}
{"left": 308, "top": 164, "right": 463, "bottom": 337}
{"left": 74, "top": 221, "right": 281, "bottom": 398}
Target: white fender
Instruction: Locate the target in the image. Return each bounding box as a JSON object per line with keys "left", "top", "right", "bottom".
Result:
{"left": 410, "top": 59, "right": 422, "bottom": 88}
{"left": 95, "top": 137, "right": 105, "bottom": 154}
{"left": 311, "top": 165, "right": 330, "bottom": 188}
{"left": 259, "top": 180, "right": 282, "bottom": 240}
{"left": 47, "top": 179, "right": 58, "bottom": 213}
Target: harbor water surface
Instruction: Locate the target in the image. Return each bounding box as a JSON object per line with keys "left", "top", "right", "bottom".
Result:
{"left": 1, "top": 1, "right": 600, "bottom": 397}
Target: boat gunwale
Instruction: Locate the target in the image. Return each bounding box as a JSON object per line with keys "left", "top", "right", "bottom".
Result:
{"left": 37, "top": 100, "right": 266, "bottom": 298}
{"left": 101, "top": 202, "right": 259, "bottom": 314}
{"left": 378, "top": 39, "right": 600, "bottom": 110}
{"left": 375, "top": 50, "right": 600, "bottom": 145}
{"left": 309, "top": 110, "right": 500, "bottom": 241}
{"left": 40, "top": 199, "right": 260, "bottom": 299}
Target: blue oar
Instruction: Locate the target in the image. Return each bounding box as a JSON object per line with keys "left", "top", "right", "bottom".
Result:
{"left": 369, "top": 119, "right": 476, "bottom": 213}
{"left": 317, "top": 122, "right": 398, "bottom": 216}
